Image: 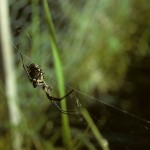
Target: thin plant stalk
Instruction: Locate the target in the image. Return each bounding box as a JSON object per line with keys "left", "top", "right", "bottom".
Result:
{"left": 0, "top": 0, "right": 22, "bottom": 149}
{"left": 81, "top": 108, "right": 109, "bottom": 150}
{"left": 43, "top": 0, "right": 72, "bottom": 149}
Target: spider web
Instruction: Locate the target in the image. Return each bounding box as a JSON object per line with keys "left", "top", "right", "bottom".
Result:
{"left": 8, "top": 45, "right": 149, "bottom": 150}
{"left": 12, "top": 24, "right": 150, "bottom": 150}
{"left": 49, "top": 74, "right": 150, "bottom": 150}
{"left": 9, "top": 0, "right": 150, "bottom": 149}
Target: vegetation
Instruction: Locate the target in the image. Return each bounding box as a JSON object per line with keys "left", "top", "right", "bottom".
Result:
{"left": 0, "top": 0, "right": 150, "bottom": 150}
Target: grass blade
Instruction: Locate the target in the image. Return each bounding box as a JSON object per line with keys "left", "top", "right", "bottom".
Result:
{"left": 43, "top": 0, "right": 72, "bottom": 149}
{"left": 81, "top": 108, "right": 109, "bottom": 150}
{"left": 0, "top": 0, "right": 22, "bottom": 149}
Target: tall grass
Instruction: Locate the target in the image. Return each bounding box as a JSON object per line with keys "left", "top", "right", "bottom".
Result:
{"left": 43, "top": 0, "right": 72, "bottom": 149}
{"left": 81, "top": 108, "right": 109, "bottom": 150}
{"left": 3, "top": 0, "right": 149, "bottom": 149}
{"left": 0, "top": 0, "right": 22, "bottom": 150}
{"left": 43, "top": 1, "right": 109, "bottom": 150}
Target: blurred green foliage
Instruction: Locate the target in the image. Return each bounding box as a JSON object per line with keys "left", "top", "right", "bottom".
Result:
{"left": 0, "top": 0, "right": 150, "bottom": 149}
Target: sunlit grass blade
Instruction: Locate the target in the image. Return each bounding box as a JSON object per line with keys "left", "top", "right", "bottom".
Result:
{"left": 0, "top": 0, "right": 22, "bottom": 150}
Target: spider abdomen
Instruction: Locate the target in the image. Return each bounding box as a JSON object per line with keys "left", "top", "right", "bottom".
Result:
{"left": 27, "top": 63, "right": 44, "bottom": 87}
{"left": 28, "top": 63, "right": 43, "bottom": 78}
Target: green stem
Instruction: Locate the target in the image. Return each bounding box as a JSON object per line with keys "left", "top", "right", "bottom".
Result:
{"left": 81, "top": 108, "right": 109, "bottom": 150}
{"left": 43, "top": 0, "right": 72, "bottom": 149}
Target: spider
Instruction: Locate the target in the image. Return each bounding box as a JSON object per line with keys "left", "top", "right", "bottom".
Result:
{"left": 20, "top": 52, "right": 76, "bottom": 115}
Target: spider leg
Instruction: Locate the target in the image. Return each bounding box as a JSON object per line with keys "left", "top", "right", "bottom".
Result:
{"left": 20, "top": 52, "right": 32, "bottom": 81}
{"left": 46, "top": 89, "right": 74, "bottom": 101}
{"left": 51, "top": 101, "right": 78, "bottom": 115}
{"left": 43, "top": 86, "right": 77, "bottom": 115}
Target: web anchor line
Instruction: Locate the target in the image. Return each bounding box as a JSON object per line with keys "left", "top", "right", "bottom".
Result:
{"left": 48, "top": 73, "right": 150, "bottom": 125}
{"left": 74, "top": 89, "right": 150, "bottom": 125}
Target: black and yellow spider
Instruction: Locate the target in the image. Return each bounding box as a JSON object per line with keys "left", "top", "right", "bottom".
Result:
{"left": 20, "top": 52, "right": 75, "bottom": 115}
